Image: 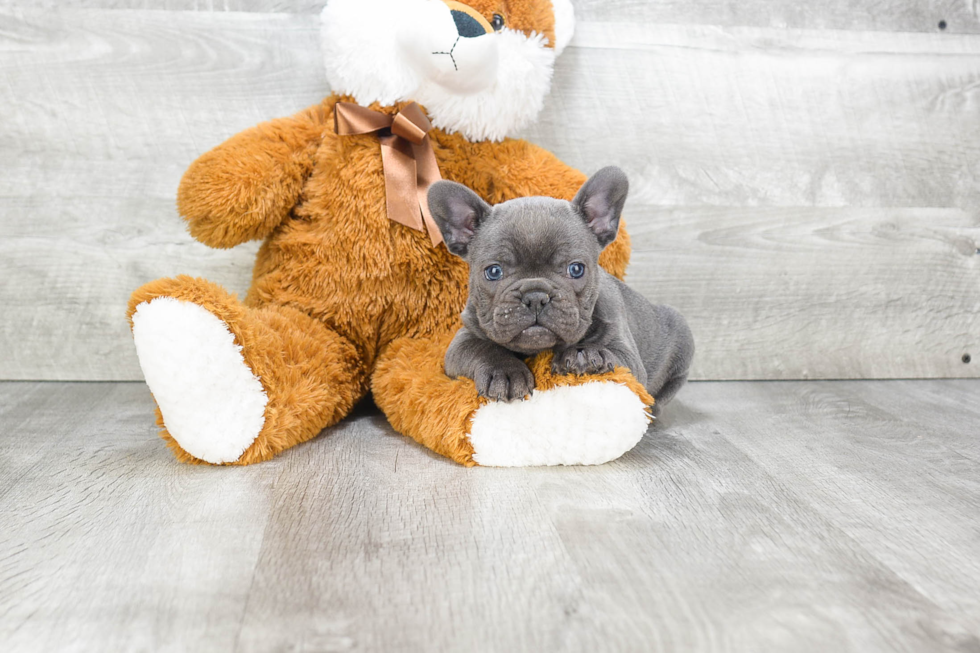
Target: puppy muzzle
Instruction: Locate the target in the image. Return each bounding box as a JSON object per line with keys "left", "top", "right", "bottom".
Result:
{"left": 483, "top": 281, "right": 585, "bottom": 353}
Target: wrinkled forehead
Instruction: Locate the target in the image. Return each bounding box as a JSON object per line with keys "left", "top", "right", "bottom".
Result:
{"left": 475, "top": 197, "right": 596, "bottom": 263}
{"left": 456, "top": 0, "right": 557, "bottom": 47}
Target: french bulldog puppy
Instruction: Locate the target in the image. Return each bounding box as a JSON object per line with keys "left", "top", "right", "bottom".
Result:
{"left": 428, "top": 166, "right": 694, "bottom": 415}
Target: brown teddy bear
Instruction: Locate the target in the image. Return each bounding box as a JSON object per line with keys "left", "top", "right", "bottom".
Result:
{"left": 127, "top": 0, "right": 653, "bottom": 467}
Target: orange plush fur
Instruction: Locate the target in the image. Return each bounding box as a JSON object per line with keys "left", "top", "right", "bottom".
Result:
{"left": 129, "top": 1, "right": 647, "bottom": 466}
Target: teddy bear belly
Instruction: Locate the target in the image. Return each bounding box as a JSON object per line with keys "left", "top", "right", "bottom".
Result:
{"left": 245, "top": 220, "right": 469, "bottom": 363}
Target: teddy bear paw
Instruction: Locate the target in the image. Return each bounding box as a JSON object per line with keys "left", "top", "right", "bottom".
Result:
{"left": 131, "top": 297, "right": 268, "bottom": 464}
{"left": 467, "top": 381, "right": 649, "bottom": 466}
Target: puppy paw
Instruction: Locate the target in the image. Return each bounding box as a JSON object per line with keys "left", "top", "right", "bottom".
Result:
{"left": 474, "top": 361, "right": 535, "bottom": 402}
{"left": 552, "top": 346, "right": 618, "bottom": 376}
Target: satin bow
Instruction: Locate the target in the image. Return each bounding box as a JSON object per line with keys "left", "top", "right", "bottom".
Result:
{"left": 334, "top": 101, "right": 444, "bottom": 247}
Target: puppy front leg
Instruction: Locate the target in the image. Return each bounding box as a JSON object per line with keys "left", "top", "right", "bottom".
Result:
{"left": 552, "top": 345, "right": 621, "bottom": 376}
{"left": 445, "top": 327, "right": 535, "bottom": 402}
{"left": 552, "top": 341, "right": 648, "bottom": 387}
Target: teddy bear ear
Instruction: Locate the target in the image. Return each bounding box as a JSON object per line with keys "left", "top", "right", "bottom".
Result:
{"left": 551, "top": 0, "right": 575, "bottom": 57}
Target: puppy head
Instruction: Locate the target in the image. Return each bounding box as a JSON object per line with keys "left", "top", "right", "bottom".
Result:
{"left": 429, "top": 167, "right": 629, "bottom": 354}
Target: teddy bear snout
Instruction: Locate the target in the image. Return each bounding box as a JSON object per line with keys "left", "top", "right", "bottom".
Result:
{"left": 442, "top": 1, "right": 494, "bottom": 37}
{"left": 449, "top": 10, "right": 489, "bottom": 38}
{"left": 428, "top": 30, "right": 499, "bottom": 93}
{"left": 396, "top": 0, "right": 499, "bottom": 95}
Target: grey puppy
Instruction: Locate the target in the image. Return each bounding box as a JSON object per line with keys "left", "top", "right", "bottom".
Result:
{"left": 428, "top": 166, "right": 694, "bottom": 415}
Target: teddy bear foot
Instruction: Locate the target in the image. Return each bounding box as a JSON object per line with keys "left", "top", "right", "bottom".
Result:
{"left": 467, "top": 381, "right": 650, "bottom": 466}
{"left": 130, "top": 276, "right": 370, "bottom": 465}
{"left": 131, "top": 297, "right": 268, "bottom": 464}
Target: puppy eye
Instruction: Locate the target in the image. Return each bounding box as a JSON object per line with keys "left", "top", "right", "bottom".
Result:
{"left": 491, "top": 13, "right": 505, "bottom": 31}
{"left": 485, "top": 264, "right": 503, "bottom": 281}
{"left": 568, "top": 262, "right": 586, "bottom": 279}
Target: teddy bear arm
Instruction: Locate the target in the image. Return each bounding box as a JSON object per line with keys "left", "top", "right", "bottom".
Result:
{"left": 177, "top": 104, "right": 330, "bottom": 249}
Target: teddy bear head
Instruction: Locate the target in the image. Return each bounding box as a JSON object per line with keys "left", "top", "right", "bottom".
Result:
{"left": 321, "top": 0, "right": 575, "bottom": 143}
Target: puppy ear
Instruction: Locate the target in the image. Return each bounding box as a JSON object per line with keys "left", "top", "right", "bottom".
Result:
{"left": 572, "top": 166, "right": 629, "bottom": 248}
{"left": 428, "top": 181, "right": 492, "bottom": 257}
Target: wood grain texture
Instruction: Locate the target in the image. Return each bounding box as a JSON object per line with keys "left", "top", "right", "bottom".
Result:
{"left": 627, "top": 206, "right": 980, "bottom": 380}
{"left": 572, "top": 0, "right": 980, "bottom": 34}
{"left": 529, "top": 23, "right": 980, "bottom": 208}
{"left": 1, "top": 9, "right": 979, "bottom": 381}
{"left": 1, "top": 380, "right": 979, "bottom": 651}
{"left": 0, "top": 1, "right": 326, "bottom": 12}
{"left": 0, "top": 382, "right": 280, "bottom": 652}
{"left": 686, "top": 380, "right": 980, "bottom": 636}
{"left": 0, "top": 8, "right": 323, "bottom": 381}
{"left": 2, "top": 0, "right": 978, "bottom": 35}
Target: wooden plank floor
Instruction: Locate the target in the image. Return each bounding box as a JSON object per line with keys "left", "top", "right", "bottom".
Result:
{"left": 1, "top": 380, "right": 978, "bottom": 652}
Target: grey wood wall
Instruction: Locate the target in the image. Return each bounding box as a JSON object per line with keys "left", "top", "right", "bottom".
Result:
{"left": 1, "top": 1, "right": 978, "bottom": 381}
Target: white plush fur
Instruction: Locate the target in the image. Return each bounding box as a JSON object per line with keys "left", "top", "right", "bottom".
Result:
{"left": 397, "top": 0, "right": 501, "bottom": 95}
{"left": 131, "top": 298, "right": 268, "bottom": 465}
{"left": 320, "top": 0, "right": 422, "bottom": 106}
{"left": 414, "top": 28, "right": 554, "bottom": 142}
{"left": 320, "top": 0, "right": 570, "bottom": 142}
{"left": 551, "top": 0, "right": 575, "bottom": 56}
{"left": 468, "top": 382, "right": 651, "bottom": 467}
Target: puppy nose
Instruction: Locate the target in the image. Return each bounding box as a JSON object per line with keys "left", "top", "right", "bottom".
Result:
{"left": 522, "top": 291, "right": 551, "bottom": 314}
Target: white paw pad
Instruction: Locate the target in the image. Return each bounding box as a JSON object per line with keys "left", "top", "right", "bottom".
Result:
{"left": 132, "top": 298, "right": 268, "bottom": 464}
{"left": 468, "top": 382, "right": 649, "bottom": 467}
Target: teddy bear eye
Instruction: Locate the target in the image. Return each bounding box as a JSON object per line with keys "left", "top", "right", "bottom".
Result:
{"left": 568, "top": 262, "right": 585, "bottom": 279}
{"left": 485, "top": 264, "right": 503, "bottom": 281}
{"left": 491, "top": 13, "right": 505, "bottom": 31}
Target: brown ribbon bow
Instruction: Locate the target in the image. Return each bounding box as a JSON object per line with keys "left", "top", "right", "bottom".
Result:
{"left": 334, "top": 101, "right": 444, "bottom": 246}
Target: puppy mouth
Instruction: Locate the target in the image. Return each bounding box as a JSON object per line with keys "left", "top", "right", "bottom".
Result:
{"left": 518, "top": 324, "right": 556, "bottom": 341}
{"left": 483, "top": 295, "right": 583, "bottom": 353}
{"left": 507, "top": 324, "right": 558, "bottom": 353}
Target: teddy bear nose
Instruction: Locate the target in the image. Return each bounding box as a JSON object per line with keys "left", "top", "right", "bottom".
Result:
{"left": 522, "top": 291, "right": 551, "bottom": 315}
{"left": 451, "top": 10, "right": 488, "bottom": 38}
